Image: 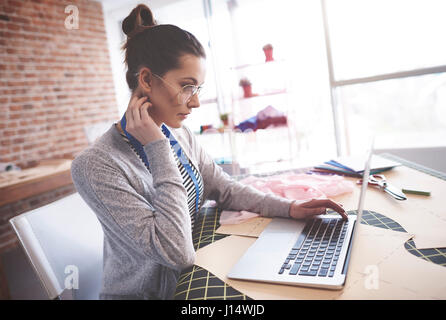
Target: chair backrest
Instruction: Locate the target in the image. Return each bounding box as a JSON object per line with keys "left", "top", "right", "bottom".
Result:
{"left": 83, "top": 121, "right": 113, "bottom": 145}
{"left": 9, "top": 192, "right": 103, "bottom": 300}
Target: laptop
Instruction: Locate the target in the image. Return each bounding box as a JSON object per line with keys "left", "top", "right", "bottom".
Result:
{"left": 227, "top": 144, "right": 374, "bottom": 290}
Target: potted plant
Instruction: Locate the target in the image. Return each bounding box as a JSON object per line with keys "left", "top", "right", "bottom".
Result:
{"left": 239, "top": 77, "right": 253, "bottom": 98}
{"left": 220, "top": 112, "right": 230, "bottom": 126}
{"left": 262, "top": 43, "right": 274, "bottom": 62}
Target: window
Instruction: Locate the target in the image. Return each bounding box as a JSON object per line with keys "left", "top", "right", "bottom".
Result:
{"left": 324, "top": 0, "right": 446, "bottom": 154}
{"left": 157, "top": 0, "right": 339, "bottom": 164}
{"left": 107, "top": 0, "right": 446, "bottom": 164}
{"left": 204, "top": 0, "right": 338, "bottom": 163}
{"left": 338, "top": 72, "right": 446, "bottom": 151}
{"left": 325, "top": 0, "right": 446, "bottom": 80}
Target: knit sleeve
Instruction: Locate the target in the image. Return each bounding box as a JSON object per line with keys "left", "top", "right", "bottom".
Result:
{"left": 71, "top": 138, "right": 195, "bottom": 271}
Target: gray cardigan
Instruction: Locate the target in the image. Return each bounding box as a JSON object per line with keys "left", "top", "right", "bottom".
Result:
{"left": 70, "top": 124, "right": 293, "bottom": 299}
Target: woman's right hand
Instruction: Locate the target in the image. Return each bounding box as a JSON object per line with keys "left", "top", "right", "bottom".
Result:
{"left": 125, "top": 95, "right": 165, "bottom": 145}
{"left": 289, "top": 198, "right": 348, "bottom": 221}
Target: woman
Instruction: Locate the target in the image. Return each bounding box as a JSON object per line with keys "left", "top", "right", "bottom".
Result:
{"left": 71, "top": 4, "right": 347, "bottom": 300}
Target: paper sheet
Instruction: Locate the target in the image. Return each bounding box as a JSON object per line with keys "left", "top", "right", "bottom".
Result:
{"left": 215, "top": 216, "right": 272, "bottom": 238}
{"left": 331, "top": 165, "right": 446, "bottom": 249}
{"left": 411, "top": 226, "right": 446, "bottom": 249}
{"left": 350, "top": 241, "right": 446, "bottom": 299}
{"left": 193, "top": 224, "right": 446, "bottom": 300}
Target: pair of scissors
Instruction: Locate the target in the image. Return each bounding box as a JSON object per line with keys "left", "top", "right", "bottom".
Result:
{"left": 357, "top": 174, "right": 407, "bottom": 201}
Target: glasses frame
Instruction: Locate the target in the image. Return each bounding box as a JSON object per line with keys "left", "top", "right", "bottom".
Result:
{"left": 134, "top": 71, "right": 203, "bottom": 105}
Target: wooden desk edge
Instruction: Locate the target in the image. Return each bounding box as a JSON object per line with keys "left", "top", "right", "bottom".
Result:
{"left": 0, "top": 170, "right": 73, "bottom": 207}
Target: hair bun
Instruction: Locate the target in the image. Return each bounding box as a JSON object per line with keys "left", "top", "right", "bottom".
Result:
{"left": 122, "top": 4, "right": 156, "bottom": 39}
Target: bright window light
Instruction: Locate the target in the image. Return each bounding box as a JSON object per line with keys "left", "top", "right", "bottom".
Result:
{"left": 325, "top": 0, "right": 446, "bottom": 80}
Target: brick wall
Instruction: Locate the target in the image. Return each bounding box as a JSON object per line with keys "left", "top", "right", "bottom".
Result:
{"left": 0, "top": 0, "right": 120, "bottom": 253}
{"left": 0, "top": 0, "right": 119, "bottom": 169}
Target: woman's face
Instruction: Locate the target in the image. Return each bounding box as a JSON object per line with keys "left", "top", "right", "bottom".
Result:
{"left": 146, "top": 54, "right": 206, "bottom": 128}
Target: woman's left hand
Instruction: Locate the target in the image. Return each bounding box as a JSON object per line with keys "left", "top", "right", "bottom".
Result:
{"left": 289, "top": 198, "right": 348, "bottom": 221}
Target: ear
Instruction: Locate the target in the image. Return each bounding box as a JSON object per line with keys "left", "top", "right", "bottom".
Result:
{"left": 137, "top": 67, "right": 153, "bottom": 94}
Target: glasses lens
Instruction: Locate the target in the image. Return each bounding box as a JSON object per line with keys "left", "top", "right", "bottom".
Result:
{"left": 180, "top": 85, "right": 201, "bottom": 104}
{"left": 196, "top": 86, "right": 203, "bottom": 97}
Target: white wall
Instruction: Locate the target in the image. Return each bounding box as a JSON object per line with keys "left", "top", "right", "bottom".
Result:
{"left": 99, "top": 0, "right": 182, "bottom": 116}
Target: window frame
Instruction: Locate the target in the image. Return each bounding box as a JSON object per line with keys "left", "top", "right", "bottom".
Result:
{"left": 320, "top": 0, "right": 446, "bottom": 156}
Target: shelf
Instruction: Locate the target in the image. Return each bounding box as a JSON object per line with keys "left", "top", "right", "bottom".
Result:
{"left": 199, "top": 90, "right": 287, "bottom": 106}
{"left": 231, "top": 59, "right": 286, "bottom": 71}
{"left": 197, "top": 124, "right": 288, "bottom": 135}
{"left": 199, "top": 97, "right": 217, "bottom": 105}
{"left": 237, "top": 88, "right": 287, "bottom": 101}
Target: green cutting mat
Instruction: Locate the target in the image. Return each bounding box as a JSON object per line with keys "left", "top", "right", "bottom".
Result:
{"left": 174, "top": 157, "right": 446, "bottom": 300}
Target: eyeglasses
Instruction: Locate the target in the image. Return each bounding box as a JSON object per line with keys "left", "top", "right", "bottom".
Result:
{"left": 134, "top": 72, "right": 203, "bottom": 105}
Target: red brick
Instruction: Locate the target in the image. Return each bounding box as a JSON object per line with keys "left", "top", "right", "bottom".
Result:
{"left": 9, "top": 114, "right": 21, "bottom": 120}
{"left": 3, "top": 130, "right": 15, "bottom": 137}
{"left": 6, "top": 23, "right": 20, "bottom": 31}
{"left": 11, "top": 96, "right": 29, "bottom": 103}
{"left": 9, "top": 105, "right": 22, "bottom": 111}
{"left": 0, "top": 149, "right": 11, "bottom": 156}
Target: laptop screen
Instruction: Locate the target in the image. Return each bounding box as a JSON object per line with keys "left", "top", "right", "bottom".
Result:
{"left": 342, "top": 140, "right": 374, "bottom": 275}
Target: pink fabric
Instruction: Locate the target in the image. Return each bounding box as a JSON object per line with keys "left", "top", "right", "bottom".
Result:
{"left": 218, "top": 173, "right": 354, "bottom": 226}
{"left": 239, "top": 173, "right": 354, "bottom": 201}
{"left": 219, "top": 210, "right": 259, "bottom": 225}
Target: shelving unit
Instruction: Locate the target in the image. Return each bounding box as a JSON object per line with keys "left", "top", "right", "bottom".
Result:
{"left": 182, "top": 1, "right": 300, "bottom": 173}
{"left": 235, "top": 88, "right": 287, "bottom": 100}
{"left": 227, "top": 59, "right": 295, "bottom": 169}
{"left": 193, "top": 54, "right": 297, "bottom": 174}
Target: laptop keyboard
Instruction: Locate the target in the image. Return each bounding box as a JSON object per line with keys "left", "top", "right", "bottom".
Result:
{"left": 278, "top": 218, "right": 349, "bottom": 277}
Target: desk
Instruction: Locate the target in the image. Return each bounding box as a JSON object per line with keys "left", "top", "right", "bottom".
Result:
{"left": 0, "top": 159, "right": 72, "bottom": 207}
{"left": 174, "top": 154, "right": 446, "bottom": 300}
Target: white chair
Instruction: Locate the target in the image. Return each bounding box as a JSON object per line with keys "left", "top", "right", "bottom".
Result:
{"left": 83, "top": 121, "right": 113, "bottom": 145}
{"left": 9, "top": 193, "right": 103, "bottom": 300}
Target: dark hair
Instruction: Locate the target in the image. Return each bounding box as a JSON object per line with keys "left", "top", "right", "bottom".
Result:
{"left": 121, "top": 4, "right": 206, "bottom": 91}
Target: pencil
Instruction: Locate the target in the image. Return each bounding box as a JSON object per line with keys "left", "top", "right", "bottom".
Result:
{"left": 401, "top": 188, "right": 431, "bottom": 196}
